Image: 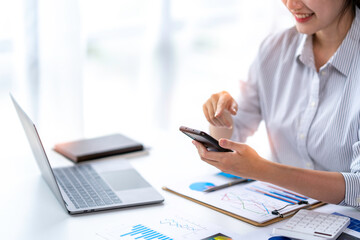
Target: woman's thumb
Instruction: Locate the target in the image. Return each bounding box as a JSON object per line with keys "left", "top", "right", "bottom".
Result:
{"left": 219, "top": 138, "right": 244, "bottom": 152}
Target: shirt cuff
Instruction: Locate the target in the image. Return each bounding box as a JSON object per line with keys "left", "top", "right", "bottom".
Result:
{"left": 339, "top": 172, "right": 360, "bottom": 210}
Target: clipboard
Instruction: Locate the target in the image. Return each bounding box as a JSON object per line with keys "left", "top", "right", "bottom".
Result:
{"left": 163, "top": 181, "right": 326, "bottom": 227}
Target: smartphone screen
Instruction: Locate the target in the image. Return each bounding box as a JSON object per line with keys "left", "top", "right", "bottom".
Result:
{"left": 179, "top": 126, "right": 232, "bottom": 152}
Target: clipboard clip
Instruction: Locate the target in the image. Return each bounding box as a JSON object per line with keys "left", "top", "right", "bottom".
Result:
{"left": 271, "top": 200, "right": 309, "bottom": 218}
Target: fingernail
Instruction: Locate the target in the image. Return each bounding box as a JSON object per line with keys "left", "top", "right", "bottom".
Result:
{"left": 215, "top": 110, "right": 220, "bottom": 117}
{"left": 219, "top": 139, "right": 226, "bottom": 146}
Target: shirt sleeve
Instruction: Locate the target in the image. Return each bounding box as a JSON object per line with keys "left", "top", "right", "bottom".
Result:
{"left": 231, "top": 56, "right": 263, "bottom": 143}
{"left": 339, "top": 129, "right": 360, "bottom": 209}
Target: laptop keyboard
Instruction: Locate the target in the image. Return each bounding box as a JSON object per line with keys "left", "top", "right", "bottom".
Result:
{"left": 53, "top": 165, "right": 122, "bottom": 209}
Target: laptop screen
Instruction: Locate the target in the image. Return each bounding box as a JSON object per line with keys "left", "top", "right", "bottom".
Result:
{"left": 10, "top": 94, "right": 67, "bottom": 211}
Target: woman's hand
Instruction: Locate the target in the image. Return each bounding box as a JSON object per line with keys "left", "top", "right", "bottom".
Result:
{"left": 203, "top": 91, "right": 238, "bottom": 128}
{"left": 192, "top": 138, "right": 267, "bottom": 179}
{"left": 193, "top": 138, "right": 347, "bottom": 205}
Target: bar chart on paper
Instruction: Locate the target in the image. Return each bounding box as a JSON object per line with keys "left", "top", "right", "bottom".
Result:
{"left": 96, "top": 213, "right": 241, "bottom": 240}
{"left": 119, "top": 224, "right": 172, "bottom": 240}
{"left": 97, "top": 213, "right": 242, "bottom": 240}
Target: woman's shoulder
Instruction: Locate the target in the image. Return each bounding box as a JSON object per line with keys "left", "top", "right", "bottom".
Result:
{"left": 257, "top": 26, "right": 304, "bottom": 60}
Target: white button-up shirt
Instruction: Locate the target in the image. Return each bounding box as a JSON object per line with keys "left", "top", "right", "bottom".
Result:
{"left": 232, "top": 8, "right": 360, "bottom": 209}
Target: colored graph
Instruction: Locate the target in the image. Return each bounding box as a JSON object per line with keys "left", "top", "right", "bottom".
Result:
{"left": 246, "top": 184, "right": 308, "bottom": 204}
{"left": 218, "top": 182, "right": 309, "bottom": 216}
{"left": 189, "top": 182, "right": 215, "bottom": 191}
{"left": 165, "top": 178, "right": 320, "bottom": 224}
{"left": 221, "top": 191, "right": 274, "bottom": 215}
{"left": 120, "top": 224, "right": 172, "bottom": 240}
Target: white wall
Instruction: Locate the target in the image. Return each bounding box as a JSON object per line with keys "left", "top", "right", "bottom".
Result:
{"left": 1, "top": 0, "right": 294, "bottom": 156}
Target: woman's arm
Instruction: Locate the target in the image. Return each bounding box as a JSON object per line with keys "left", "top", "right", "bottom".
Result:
{"left": 193, "top": 138, "right": 346, "bottom": 204}
{"left": 260, "top": 160, "right": 345, "bottom": 204}
{"left": 209, "top": 123, "right": 233, "bottom": 140}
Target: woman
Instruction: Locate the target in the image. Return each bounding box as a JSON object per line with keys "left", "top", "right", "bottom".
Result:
{"left": 193, "top": 0, "right": 360, "bottom": 209}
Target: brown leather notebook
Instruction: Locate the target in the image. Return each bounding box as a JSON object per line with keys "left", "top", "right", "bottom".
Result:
{"left": 54, "top": 133, "right": 144, "bottom": 162}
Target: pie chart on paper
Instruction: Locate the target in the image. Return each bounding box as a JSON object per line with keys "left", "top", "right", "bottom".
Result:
{"left": 189, "top": 182, "right": 215, "bottom": 191}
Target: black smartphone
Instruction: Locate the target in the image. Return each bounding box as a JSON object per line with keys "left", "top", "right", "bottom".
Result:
{"left": 179, "top": 126, "right": 232, "bottom": 152}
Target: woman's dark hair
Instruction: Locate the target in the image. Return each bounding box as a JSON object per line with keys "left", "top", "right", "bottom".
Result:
{"left": 342, "top": 0, "right": 360, "bottom": 17}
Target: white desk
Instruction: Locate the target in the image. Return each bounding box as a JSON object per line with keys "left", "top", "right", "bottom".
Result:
{"left": 1, "top": 128, "right": 359, "bottom": 240}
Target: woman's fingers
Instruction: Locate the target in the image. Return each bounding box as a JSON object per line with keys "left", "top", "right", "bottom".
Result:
{"left": 192, "top": 140, "right": 225, "bottom": 162}
{"left": 230, "top": 101, "right": 238, "bottom": 115}
{"left": 203, "top": 91, "right": 237, "bottom": 128}
{"left": 219, "top": 138, "right": 245, "bottom": 153}
{"left": 193, "top": 138, "right": 264, "bottom": 180}
{"left": 203, "top": 101, "right": 222, "bottom": 126}
{"left": 192, "top": 140, "right": 235, "bottom": 174}
{"left": 217, "top": 94, "right": 238, "bottom": 117}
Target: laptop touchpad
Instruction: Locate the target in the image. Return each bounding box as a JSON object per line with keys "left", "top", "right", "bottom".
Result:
{"left": 101, "top": 169, "right": 151, "bottom": 191}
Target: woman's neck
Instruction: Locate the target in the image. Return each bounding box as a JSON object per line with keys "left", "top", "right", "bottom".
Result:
{"left": 313, "top": 9, "right": 355, "bottom": 71}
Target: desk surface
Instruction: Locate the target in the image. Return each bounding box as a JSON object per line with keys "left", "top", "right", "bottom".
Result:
{"left": 1, "top": 128, "right": 359, "bottom": 240}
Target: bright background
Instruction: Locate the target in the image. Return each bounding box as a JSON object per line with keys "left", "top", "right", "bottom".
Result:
{"left": 0, "top": 0, "right": 293, "bottom": 165}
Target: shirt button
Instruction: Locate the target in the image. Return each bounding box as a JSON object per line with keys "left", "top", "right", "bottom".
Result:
{"left": 311, "top": 101, "right": 316, "bottom": 107}
{"left": 321, "top": 71, "right": 326, "bottom": 76}
{"left": 300, "top": 134, "right": 305, "bottom": 139}
{"left": 306, "top": 162, "right": 312, "bottom": 168}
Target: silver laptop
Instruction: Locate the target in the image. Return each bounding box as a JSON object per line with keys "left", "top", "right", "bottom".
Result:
{"left": 11, "top": 94, "right": 164, "bottom": 214}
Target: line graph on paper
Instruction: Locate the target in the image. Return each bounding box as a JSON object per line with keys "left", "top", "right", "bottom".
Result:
{"left": 160, "top": 216, "right": 207, "bottom": 234}
{"left": 220, "top": 191, "right": 281, "bottom": 216}
{"left": 201, "top": 181, "right": 316, "bottom": 223}
{"left": 165, "top": 180, "right": 320, "bottom": 224}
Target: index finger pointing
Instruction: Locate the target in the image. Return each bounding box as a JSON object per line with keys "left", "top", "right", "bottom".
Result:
{"left": 215, "top": 95, "right": 230, "bottom": 117}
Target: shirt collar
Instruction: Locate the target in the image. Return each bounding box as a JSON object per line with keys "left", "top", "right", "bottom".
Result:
{"left": 296, "top": 7, "right": 360, "bottom": 76}
{"left": 331, "top": 7, "right": 360, "bottom": 76}
{"left": 296, "top": 34, "right": 315, "bottom": 71}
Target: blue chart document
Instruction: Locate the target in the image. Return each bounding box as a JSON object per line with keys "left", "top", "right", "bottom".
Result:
{"left": 119, "top": 224, "right": 171, "bottom": 239}
{"left": 96, "top": 212, "right": 240, "bottom": 240}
